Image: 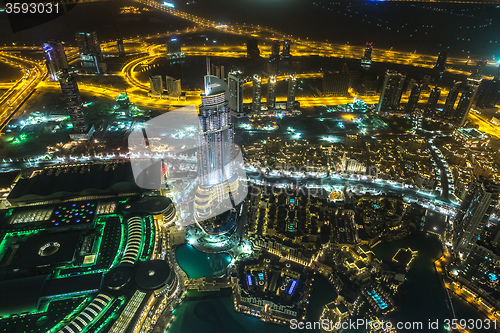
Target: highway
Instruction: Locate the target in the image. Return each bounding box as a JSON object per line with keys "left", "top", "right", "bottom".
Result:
{"left": 0, "top": 46, "right": 82, "bottom": 134}
{"left": 133, "top": 0, "right": 494, "bottom": 76}
{"left": 468, "top": 111, "right": 500, "bottom": 139}
{"left": 0, "top": 83, "right": 15, "bottom": 89}
{"left": 40, "top": 81, "right": 200, "bottom": 109}
{"left": 0, "top": 52, "right": 46, "bottom": 132}
{"left": 105, "top": 0, "right": 493, "bottom": 96}
{"left": 121, "top": 54, "right": 156, "bottom": 91}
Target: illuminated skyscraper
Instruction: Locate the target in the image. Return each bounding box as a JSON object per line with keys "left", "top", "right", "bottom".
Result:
{"left": 197, "top": 76, "right": 234, "bottom": 187}
{"left": 211, "top": 63, "right": 225, "bottom": 80}
{"left": 247, "top": 38, "right": 260, "bottom": 59}
{"left": 361, "top": 42, "right": 373, "bottom": 70}
{"left": 471, "top": 59, "right": 487, "bottom": 80}
{"left": 59, "top": 70, "right": 81, "bottom": 112}
{"left": 287, "top": 74, "right": 297, "bottom": 111}
{"left": 282, "top": 39, "right": 292, "bottom": 59}
{"left": 433, "top": 51, "right": 447, "bottom": 75}
{"left": 149, "top": 75, "right": 164, "bottom": 97}
{"left": 165, "top": 76, "right": 181, "bottom": 99}
{"left": 228, "top": 71, "right": 243, "bottom": 115}
{"left": 58, "top": 70, "right": 93, "bottom": 140}
{"left": 43, "top": 40, "right": 69, "bottom": 81}
{"left": 443, "top": 81, "right": 461, "bottom": 117}
{"left": 252, "top": 75, "right": 262, "bottom": 113}
{"left": 75, "top": 31, "right": 101, "bottom": 55}
{"left": 166, "top": 37, "right": 184, "bottom": 58}
{"left": 453, "top": 178, "right": 499, "bottom": 259}
{"left": 405, "top": 83, "right": 421, "bottom": 114}
{"left": 268, "top": 75, "right": 277, "bottom": 109}
{"left": 425, "top": 86, "right": 441, "bottom": 116}
{"left": 454, "top": 79, "right": 480, "bottom": 126}
{"left": 376, "top": 70, "right": 406, "bottom": 113}
{"left": 267, "top": 40, "right": 280, "bottom": 75}
{"left": 192, "top": 74, "right": 243, "bottom": 251}
{"left": 75, "top": 32, "right": 106, "bottom": 74}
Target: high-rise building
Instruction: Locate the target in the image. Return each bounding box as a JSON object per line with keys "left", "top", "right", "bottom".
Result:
{"left": 211, "top": 63, "right": 225, "bottom": 80}
{"left": 475, "top": 79, "right": 500, "bottom": 108}
{"left": 405, "top": 83, "right": 421, "bottom": 114}
{"left": 471, "top": 59, "right": 487, "bottom": 80}
{"left": 192, "top": 74, "right": 242, "bottom": 251}
{"left": 453, "top": 178, "right": 500, "bottom": 259}
{"left": 165, "top": 76, "right": 181, "bottom": 99}
{"left": 322, "top": 70, "right": 350, "bottom": 97}
{"left": 376, "top": 70, "right": 406, "bottom": 113}
{"left": 425, "top": 86, "right": 441, "bottom": 116}
{"left": 267, "top": 40, "right": 280, "bottom": 75}
{"left": 266, "top": 60, "right": 279, "bottom": 75}
{"left": 228, "top": 71, "right": 243, "bottom": 115}
{"left": 270, "top": 40, "right": 280, "bottom": 60}
{"left": 361, "top": 42, "right": 373, "bottom": 70}
{"left": 149, "top": 75, "right": 163, "bottom": 97}
{"left": 282, "top": 39, "right": 291, "bottom": 59}
{"left": 247, "top": 38, "right": 260, "bottom": 59}
{"left": 43, "top": 40, "right": 69, "bottom": 81}
{"left": 354, "top": 72, "right": 378, "bottom": 96}
{"left": 166, "top": 37, "right": 184, "bottom": 58}
{"left": 287, "top": 74, "right": 297, "bottom": 111}
{"left": 433, "top": 52, "right": 447, "bottom": 75}
{"left": 268, "top": 75, "right": 277, "bottom": 109}
{"left": 75, "top": 32, "right": 101, "bottom": 55}
{"left": 495, "top": 65, "right": 500, "bottom": 81}
{"left": 75, "top": 32, "right": 106, "bottom": 74}
{"left": 58, "top": 70, "right": 92, "bottom": 140}
{"left": 443, "top": 81, "right": 461, "bottom": 117}
{"left": 198, "top": 76, "right": 234, "bottom": 187}
{"left": 252, "top": 75, "right": 262, "bottom": 113}
{"left": 454, "top": 79, "right": 480, "bottom": 126}
{"left": 117, "top": 39, "right": 125, "bottom": 56}
{"left": 460, "top": 244, "right": 498, "bottom": 284}
{"left": 493, "top": 223, "right": 500, "bottom": 248}
{"left": 59, "top": 70, "right": 82, "bottom": 111}
{"left": 80, "top": 54, "right": 107, "bottom": 74}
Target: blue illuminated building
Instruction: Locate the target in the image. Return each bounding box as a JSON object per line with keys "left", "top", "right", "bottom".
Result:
{"left": 368, "top": 290, "right": 388, "bottom": 310}
{"left": 43, "top": 40, "right": 69, "bottom": 80}
{"left": 288, "top": 279, "right": 297, "bottom": 295}
{"left": 247, "top": 275, "right": 253, "bottom": 286}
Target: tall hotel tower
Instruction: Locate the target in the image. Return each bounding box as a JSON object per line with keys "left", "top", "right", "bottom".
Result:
{"left": 198, "top": 75, "right": 235, "bottom": 188}
{"left": 191, "top": 71, "right": 244, "bottom": 252}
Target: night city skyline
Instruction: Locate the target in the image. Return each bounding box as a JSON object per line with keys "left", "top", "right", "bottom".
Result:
{"left": 0, "top": 0, "right": 500, "bottom": 332}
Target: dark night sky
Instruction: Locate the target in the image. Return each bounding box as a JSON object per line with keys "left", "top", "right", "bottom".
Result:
{"left": 1, "top": 0, "right": 500, "bottom": 58}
